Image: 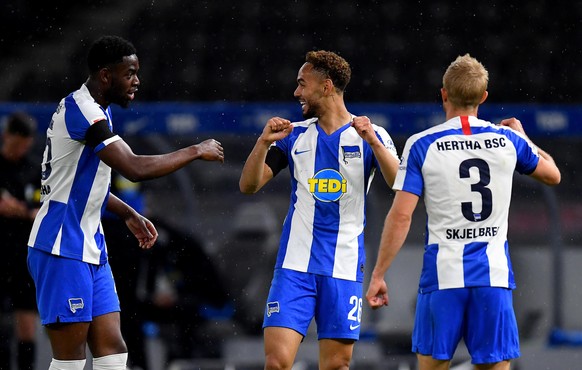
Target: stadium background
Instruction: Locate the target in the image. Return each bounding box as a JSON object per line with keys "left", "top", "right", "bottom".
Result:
{"left": 1, "top": 1, "right": 581, "bottom": 369}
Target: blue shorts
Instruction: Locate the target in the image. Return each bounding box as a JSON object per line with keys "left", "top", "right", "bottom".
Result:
{"left": 412, "top": 287, "right": 520, "bottom": 364}
{"left": 263, "top": 268, "right": 362, "bottom": 340}
{"left": 27, "top": 247, "right": 120, "bottom": 325}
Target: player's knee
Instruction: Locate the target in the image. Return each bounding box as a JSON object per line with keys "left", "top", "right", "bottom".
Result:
{"left": 265, "top": 353, "right": 294, "bottom": 370}
{"left": 319, "top": 341, "right": 353, "bottom": 370}
{"left": 92, "top": 352, "right": 128, "bottom": 370}
{"left": 48, "top": 358, "right": 86, "bottom": 370}
{"left": 320, "top": 357, "right": 351, "bottom": 370}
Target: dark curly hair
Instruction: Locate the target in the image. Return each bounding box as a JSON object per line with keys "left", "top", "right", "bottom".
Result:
{"left": 87, "top": 35, "right": 137, "bottom": 73}
{"left": 305, "top": 50, "right": 351, "bottom": 92}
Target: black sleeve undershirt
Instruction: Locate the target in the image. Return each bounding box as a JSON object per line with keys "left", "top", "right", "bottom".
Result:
{"left": 85, "top": 120, "right": 116, "bottom": 149}
{"left": 265, "top": 146, "right": 288, "bottom": 177}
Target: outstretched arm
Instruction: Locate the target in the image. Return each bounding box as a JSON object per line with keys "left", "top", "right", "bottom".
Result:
{"left": 500, "top": 118, "right": 561, "bottom": 185}
{"left": 351, "top": 116, "right": 399, "bottom": 187}
{"left": 98, "top": 137, "right": 224, "bottom": 182}
{"left": 366, "top": 190, "right": 418, "bottom": 309}
{"left": 239, "top": 117, "right": 293, "bottom": 193}
{"left": 106, "top": 193, "right": 157, "bottom": 249}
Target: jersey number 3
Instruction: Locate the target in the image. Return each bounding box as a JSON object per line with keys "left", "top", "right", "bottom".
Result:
{"left": 459, "top": 158, "right": 492, "bottom": 222}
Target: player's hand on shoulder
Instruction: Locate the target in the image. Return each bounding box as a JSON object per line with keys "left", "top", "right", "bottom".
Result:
{"left": 267, "top": 117, "right": 292, "bottom": 132}
{"left": 261, "top": 117, "right": 293, "bottom": 143}
{"left": 499, "top": 117, "right": 525, "bottom": 135}
{"left": 196, "top": 138, "right": 224, "bottom": 163}
{"left": 351, "top": 116, "right": 377, "bottom": 143}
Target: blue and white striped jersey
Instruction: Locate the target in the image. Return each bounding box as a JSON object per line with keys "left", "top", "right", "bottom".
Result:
{"left": 394, "top": 116, "right": 539, "bottom": 292}
{"left": 28, "top": 84, "right": 121, "bottom": 265}
{"left": 273, "top": 117, "right": 398, "bottom": 282}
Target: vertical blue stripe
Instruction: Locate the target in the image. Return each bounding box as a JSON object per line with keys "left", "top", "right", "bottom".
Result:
{"left": 94, "top": 190, "right": 111, "bottom": 263}
{"left": 419, "top": 243, "right": 439, "bottom": 293}
{"left": 402, "top": 139, "right": 428, "bottom": 196}
{"left": 356, "top": 232, "right": 365, "bottom": 281}
{"left": 34, "top": 200, "right": 68, "bottom": 250}
{"left": 463, "top": 241, "right": 490, "bottom": 286}
{"left": 505, "top": 241, "right": 515, "bottom": 288}
{"left": 104, "top": 106, "right": 113, "bottom": 130}
{"left": 61, "top": 145, "right": 104, "bottom": 259}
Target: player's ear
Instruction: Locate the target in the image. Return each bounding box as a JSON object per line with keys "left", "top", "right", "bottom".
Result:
{"left": 440, "top": 88, "right": 448, "bottom": 103}
{"left": 480, "top": 90, "right": 488, "bottom": 104}
{"left": 99, "top": 67, "right": 112, "bottom": 84}
{"left": 323, "top": 79, "right": 333, "bottom": 94}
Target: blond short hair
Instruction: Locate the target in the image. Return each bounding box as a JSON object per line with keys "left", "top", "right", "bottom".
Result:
{"left": 442, "top": 54, "right": 489, "bottom": 108}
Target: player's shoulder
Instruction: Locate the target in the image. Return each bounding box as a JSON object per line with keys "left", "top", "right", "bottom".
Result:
{"left": 69, "top": 84, "right": 91, "bottom": 100}
{"left": 471, "top": 117, "right": 530, "bottom": 143}
{"left": 470, "top": 116, "right": 513, "bottom": 134}
{"left": 408, "top": 121, "right": 449, "bottom": 144}
{"left": 67, "top": 85, "right": 107, "bottom": 120}
{"left": 65, "top": 85, "right": 96, "bottom": 110}
{"left": 291, "top": 117, "right": 317, "bottom": 128}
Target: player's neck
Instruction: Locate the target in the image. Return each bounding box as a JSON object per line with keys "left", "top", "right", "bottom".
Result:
{"left": 317, "top": 102, "right": 351, "bottom": 135}
{"left": 84, "top": 78, "right": 109, "bottom": 108}
{"left": 445, "top": 106, "right": 479, "bottom": 121}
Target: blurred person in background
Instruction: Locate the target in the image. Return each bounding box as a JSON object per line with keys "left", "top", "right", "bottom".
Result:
{"left": 0, "top": 111, "right": 41, "bottom": 370}
{"left": 366, "top": 54, "right": 561, "bottom": 370}
{"left": 239, "top": 50, "right": 399, "bottom": 370}
{"left": 104, "top": 172, "right": 229, "bottom": 368}
{"left": 26, "top": 35, "right": 224, "bottom": 370}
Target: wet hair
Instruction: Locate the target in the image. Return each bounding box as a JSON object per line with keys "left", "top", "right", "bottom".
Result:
{"left": 87, "top": 35, "right": 137, "bottom": 73}
{"left": 305, "top": 50, "right": 351, "bottom": 92}
{"left": 4, "top": 111, "right": 37, "bottom": 137}
{"left": 442, "top": 54, "right": 489, "bottom": 108}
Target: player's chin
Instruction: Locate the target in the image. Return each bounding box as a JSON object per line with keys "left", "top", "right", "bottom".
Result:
{"left": 301, "top": 107, "right": 315, "bottom": 119}
{"left": 113, "top": 95, "right": 133, "bottom": 109}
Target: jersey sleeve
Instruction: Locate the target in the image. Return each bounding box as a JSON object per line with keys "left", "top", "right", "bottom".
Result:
{"left": 267, "top": 134, "right": 291, "bottom": 176}
{"left": 272, "top": 133, "right": 290, "bottom": 153}
{"left": 265, "top": 145, "right": 288, "bottom": 176}
{"left": 505, "top": 129, "right": 540, "bottom": 175}
{"left": 63, "top": 96, "right": 108, "bottom": 142}
{"left": 372, "top": 125, "right": 399, "bottom": 167}
{"left": 393, "top": 134, "right": 424, "bottom": 196}
{"left": 85, "top": 120, "right": 121, "bottom": 153}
